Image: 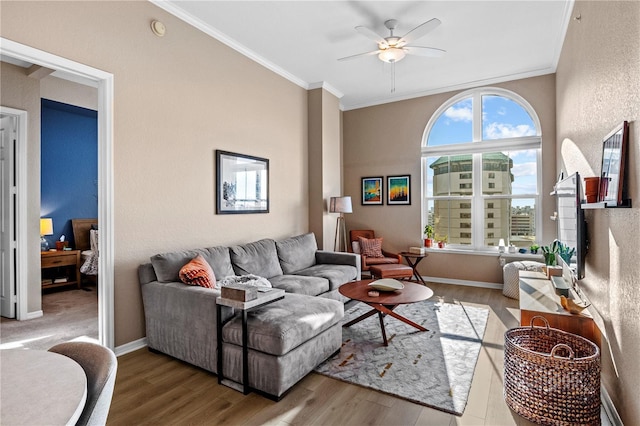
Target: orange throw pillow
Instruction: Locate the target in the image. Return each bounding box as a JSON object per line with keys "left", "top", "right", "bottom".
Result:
{"left": 358, "top": 237, "right": 384, "bottom": 258}
{"left": 179, "top": 255, "right": 216, "bottom": 288}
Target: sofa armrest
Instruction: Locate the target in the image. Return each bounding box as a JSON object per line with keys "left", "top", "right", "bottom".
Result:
{"left": 315, "top": 250, "right": 361, "bottom": 279}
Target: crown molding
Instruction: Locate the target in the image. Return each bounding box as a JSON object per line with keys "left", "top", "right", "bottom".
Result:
{"left": 308, "top": 81, "right": 344, "bottom": 100}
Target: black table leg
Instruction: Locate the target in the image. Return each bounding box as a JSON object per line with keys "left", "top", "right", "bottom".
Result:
{"left": 242, "top": 310, "right": 249, "bottom": 394}
{"left": 216, "top": 304, "right": 223, "bottom": 384}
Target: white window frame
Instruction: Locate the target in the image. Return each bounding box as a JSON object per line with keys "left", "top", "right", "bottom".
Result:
{"left": 421, "top": 87, "right": 542, "bottom": 251}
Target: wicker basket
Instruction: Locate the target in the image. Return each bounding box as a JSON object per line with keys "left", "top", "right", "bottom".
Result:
{"left": 504, "top": 316, "right": 601, "bottom": 425}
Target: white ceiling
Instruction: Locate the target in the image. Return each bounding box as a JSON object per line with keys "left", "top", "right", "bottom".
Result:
{"left": 155, "top": 1, "right": 573, "bottom": 110}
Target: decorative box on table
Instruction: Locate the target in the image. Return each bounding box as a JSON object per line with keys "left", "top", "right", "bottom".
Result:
{"left": 221, "top": 284, "right": 258, "bottom": 302}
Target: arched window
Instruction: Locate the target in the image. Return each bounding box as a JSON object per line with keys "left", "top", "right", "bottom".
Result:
{"left": 422, "top": 88, "right": 541, "bottom": 250}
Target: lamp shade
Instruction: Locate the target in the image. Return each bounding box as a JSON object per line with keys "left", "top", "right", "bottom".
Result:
{"left": 40, "top": 218, "right": 53, "bottom": 236}
{"left": 329, "top": 196, "right": 352, "bottom": 214}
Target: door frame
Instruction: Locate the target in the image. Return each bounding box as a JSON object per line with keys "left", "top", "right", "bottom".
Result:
{"left": 0, "top": 38, "right": 115, "bottom": 349}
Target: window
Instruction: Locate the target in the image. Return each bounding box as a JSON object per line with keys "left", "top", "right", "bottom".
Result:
{"left": 422, "top": 88, "right": 541, "bottom": 249}
{"left": 460, "top": 232, "right": 471, "bottom": 238}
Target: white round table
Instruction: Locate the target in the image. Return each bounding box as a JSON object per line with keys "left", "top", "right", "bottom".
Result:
{"left": 0, "top": 349, "right": 87, "bottom": 425}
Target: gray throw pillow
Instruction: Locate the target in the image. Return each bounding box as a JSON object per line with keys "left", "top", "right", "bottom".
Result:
{"left": 230, "top": 239, "right": 283, "bottom": 278}
{"left": 276, "top": 232, "right": 317, "bottom": 274}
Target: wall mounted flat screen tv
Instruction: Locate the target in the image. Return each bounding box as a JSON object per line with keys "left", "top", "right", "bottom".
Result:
{"left": 555, "top": 172, "right": 588, "bottom": 280}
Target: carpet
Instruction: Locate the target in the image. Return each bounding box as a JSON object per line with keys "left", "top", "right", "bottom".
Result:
{"left": 314, "top": 299, "right": 489, "bottom": 416}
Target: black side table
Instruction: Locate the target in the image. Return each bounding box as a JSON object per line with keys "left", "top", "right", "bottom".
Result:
{"left": 216, "top": 288, "right": 285, "bottom": 394}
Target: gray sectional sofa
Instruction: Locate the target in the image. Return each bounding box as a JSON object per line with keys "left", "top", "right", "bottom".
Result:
{"left": 138, "top": 232, "right": 360, "bottom": 398}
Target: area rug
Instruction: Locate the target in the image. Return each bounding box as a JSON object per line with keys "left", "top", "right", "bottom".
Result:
{"left": 314, "top": 300, "right": 489, "bottom": 416}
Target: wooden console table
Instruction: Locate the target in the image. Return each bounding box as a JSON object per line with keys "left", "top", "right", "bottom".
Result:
{"left": 519, "top": 270, "right": 600, "bottom": 347}
{"left": 41, "top": 250, "right": 82, "bottom": 289}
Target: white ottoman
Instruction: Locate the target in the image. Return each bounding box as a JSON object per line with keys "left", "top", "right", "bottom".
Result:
{"left": 502, "top": 261, "right": 544, "bottom": 299}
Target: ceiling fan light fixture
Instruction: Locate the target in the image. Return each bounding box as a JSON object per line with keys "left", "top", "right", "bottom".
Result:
{"left": 378, "top": 47, "right": 406, "bottom": 63}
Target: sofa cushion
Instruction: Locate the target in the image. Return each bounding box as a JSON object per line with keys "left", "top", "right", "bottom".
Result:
{"left": 268, "top": 275, "right": 329, "bottom": 296}
{"left": 179, "top": 254, "right": 216, "bottom": 288}
{"left": 276, "top": 233, "right": 317, "bottom": 274}
{"left": 151, "top": 248, "right": 208, "bottom": 283}
{"left": 150, "top": 246, "right": 234, "bottom": 283}
{"left": 222, "top": 293, "right": 343, "bottom": 356}
{"left": 294, "top": 264, "right": 357, "bottom": 291}
{"left": 204, "top": 246, "right": 236, "bottom": 280}
{"left": 230, "top": 239, "right": 283, "bottom": 278}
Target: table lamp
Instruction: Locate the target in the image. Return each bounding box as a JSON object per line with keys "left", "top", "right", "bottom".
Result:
{"left": 40, "top": 218, "right": 53, "bottom": 251}
{"left": 329, "top": 196, "right": 352, "bottom": 252}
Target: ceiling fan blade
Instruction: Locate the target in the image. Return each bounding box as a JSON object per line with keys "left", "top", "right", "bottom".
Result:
{"left": 338, "top": 50, "right": 381, "bottom": 61}
{"left": 355, "top": 25, "right": 388, "bottom": 48}
{"left": 399, "top": 18, "right": 441, "bottom": 46}
{"left": 403, "top": 46, "right": 446, "bottom": 58}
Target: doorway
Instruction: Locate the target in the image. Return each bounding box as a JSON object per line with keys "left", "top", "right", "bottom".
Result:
{"left": 0, "top": 38, "right": 115, "bottom": 350}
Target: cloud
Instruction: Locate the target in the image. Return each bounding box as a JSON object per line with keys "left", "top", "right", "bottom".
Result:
{"left": 444, "top": 105, "right": 472, "bottom": 122}
{"left": 485, "top": 122, "right": 535, "bottom": 139}
{"left": 512, "top": 162, "right": 537, "bottom": 177}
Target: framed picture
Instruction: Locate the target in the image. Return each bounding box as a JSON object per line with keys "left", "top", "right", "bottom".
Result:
{"left": 216, "top": 150, "right": 269, "bottom": 214}
{"left": 598, "top": 121, "right": 629, "bottom": 205}
{"left": 387, "top": 175, "right": 411, "bottom": 205}
{"left": 361, "top": 177, "right": 383, "bottom": 205}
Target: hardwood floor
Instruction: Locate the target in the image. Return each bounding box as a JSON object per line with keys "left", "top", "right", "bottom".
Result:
{"left": 107, "top": 283, "right": 538, "bottom": 425}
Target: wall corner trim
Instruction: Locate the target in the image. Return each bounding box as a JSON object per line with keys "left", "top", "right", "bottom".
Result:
{"left": 114, "top": 337, "right": 147, "bottom": 357}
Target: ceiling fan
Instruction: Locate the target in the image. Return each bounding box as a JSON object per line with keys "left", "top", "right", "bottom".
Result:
{"left": 338, "top": 18, "right": 445, "bottom": 64}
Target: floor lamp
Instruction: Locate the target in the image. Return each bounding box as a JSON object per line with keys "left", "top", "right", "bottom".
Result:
{"left": 330, "top": 196, "right": 352, "bottom": 252}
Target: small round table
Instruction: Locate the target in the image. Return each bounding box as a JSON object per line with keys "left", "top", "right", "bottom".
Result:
{"left": 0, "top": 349, "right": 87, "bottom": 425}
{"left": 339, "top": 280, "right": 434, "bottom": 346}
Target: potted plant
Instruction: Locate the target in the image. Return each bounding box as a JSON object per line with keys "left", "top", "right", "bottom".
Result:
{"left": 423, "top": 224, "right": 434, "bottom": 248}
{"left": 529, "top": 243, "right": 540, "bottom": 254}
{"left": 541, "top": 241, "right": 559, "bottom": 266}
{"left": 436, "top": 234, "right": 447, "bottom": 248}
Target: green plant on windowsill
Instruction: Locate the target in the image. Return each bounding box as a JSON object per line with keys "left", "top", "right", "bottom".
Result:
{"left": 530, "top": 243, "right": 540, "bottom": 254}
{"left": 541, "top": 241, "right": 558, "bottom": 266}
{"left": 423, "top": 224, "right": 434, "bottom": 239}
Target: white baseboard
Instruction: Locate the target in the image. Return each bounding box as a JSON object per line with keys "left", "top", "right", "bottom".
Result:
{"left": 421, "top": 275, "right": 503, "bottom": 290}
{"left": 601, "top": 385, "right": 623, "bottom": 425}
{"left": 24, "top": 310, "right": 43, "bottom": 320}
{"left": 114, "top": 337, "right": 147, "bottom": 356}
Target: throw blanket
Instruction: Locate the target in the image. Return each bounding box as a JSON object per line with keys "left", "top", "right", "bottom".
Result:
{"left": 80, "top": 229, "right": 99, "bottom": 275}
{"left": 218, "top": 274, "right": 271, "bottom": 288}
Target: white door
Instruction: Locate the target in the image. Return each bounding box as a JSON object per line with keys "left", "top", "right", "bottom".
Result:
{"left": 0, "top": 113, "right": 17, "bottom": 318}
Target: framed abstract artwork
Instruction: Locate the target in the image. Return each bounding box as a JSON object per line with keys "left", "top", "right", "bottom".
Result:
{"left": 387, "top": 175, "right": 411, "bottom": 205}
{"left": 361, "top": 177, "right": 383, "bottom": 205}
{"left": 216, "top": 150, "right": 269, "bottom": 214}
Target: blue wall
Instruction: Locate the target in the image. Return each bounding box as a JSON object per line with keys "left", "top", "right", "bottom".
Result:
{"left": 41, "top": 99, "right": 98, "bottom": 249}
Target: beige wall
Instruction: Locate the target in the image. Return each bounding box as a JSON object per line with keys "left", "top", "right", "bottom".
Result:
{"left": 343, "top": 74, "right": 557, "bottom": 284}
{"left": 1, "top": 1, "right": 309, "bottom": 346}
{"left": 556, "top": 1, "right": 640, "bottom": 423}
{"left": 40, "top": 76, "right": 98, "bottom": 111}
{"left": 307, "top": 88, "right": 342, "bottom": 250}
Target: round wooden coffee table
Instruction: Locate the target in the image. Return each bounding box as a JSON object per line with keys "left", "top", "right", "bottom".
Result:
{"left": 339, "top": 279, "right": 434, "bottom": 346}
